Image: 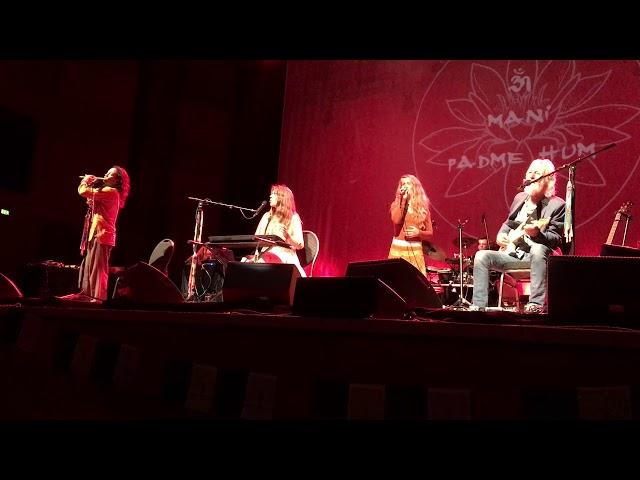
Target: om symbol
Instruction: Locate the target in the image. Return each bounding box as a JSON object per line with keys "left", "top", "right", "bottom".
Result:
{"left": 509, "top": 68, "right": 531, "bottom": 93}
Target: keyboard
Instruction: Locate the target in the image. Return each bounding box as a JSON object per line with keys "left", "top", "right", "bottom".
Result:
{"left": 206, "top": 234, "right": 290, "bottom": 249}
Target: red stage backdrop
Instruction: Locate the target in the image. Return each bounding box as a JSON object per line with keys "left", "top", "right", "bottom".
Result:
{"left": 279, "top": 60, "right": 640, "bottom": 276}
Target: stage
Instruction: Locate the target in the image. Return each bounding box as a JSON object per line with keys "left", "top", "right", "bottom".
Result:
{"left": 2, "top": 301, "right": 640, "bottom": 420}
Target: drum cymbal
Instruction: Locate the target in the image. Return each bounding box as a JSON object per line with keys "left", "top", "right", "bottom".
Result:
{"left": 453, "top": 236, "right": 478, "bottom": 248}
{"left": 445, "top": 257, "right": 472, "bottom": 269}
{"left": 422, "top": 241, "right": 447, "bottom": 261}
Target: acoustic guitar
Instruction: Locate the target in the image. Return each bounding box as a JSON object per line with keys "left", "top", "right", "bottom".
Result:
{"left": 605, "top": 201, "right": 633, "bottom": 245}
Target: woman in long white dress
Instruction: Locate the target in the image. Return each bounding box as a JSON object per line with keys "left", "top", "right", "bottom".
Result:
{"left": 247, "top": 184, "right": 306, "bottom": 277}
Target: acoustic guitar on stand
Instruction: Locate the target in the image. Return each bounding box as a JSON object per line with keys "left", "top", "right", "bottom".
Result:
{"left": 605, "top": 201, "right": 633, "bottom": 244}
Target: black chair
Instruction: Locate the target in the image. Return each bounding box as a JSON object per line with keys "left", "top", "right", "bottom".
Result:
{"left": 497, "top": 262, "right": 531, "bottom": 310}
{"left": 110, "top": 239, "right": 176, "bottom": 300}
{"left": 149, "top": 239, "right": 175, "bottom": 275}
{"left": 497, "top": 245, "right": 566, "bottom": 310}
{"left": 296, "top": 230, "right": 320, "bottom": 277}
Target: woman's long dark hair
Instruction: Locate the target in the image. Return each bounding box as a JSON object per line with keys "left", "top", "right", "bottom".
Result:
{"left": 111, "top": 165, "right": 131, "bottom": 207}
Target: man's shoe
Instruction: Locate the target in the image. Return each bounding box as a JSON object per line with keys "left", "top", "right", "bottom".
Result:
{"left": 468, "top": 305, "right": 486, "bottom": 312}
{"left": 523, "top": 303, "right": 544, "bottom": 314}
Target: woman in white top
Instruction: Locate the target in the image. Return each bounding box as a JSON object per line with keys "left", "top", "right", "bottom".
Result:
{"left": 248, "top": 184, "right": 306, "bottom": 277}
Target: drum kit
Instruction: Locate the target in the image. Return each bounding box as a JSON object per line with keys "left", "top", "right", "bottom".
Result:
{"left": 424, "top": 230, "right": 483, "bottom": 308}
{"left": 423, "top": 211, "right": 507, "bottom": 308}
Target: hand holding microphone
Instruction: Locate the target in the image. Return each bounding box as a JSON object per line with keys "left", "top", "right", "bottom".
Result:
{"left": 404, "top": 225, "right": 420, "bottom": 239}
{"left": 79, "top": 174, "right": 105, "bottom": 185}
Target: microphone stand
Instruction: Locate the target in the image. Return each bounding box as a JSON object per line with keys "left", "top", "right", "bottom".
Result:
{"left": 449, "top": 219, "right": 472, "bottom": 309}
{"left": 517, "top": 143, "right": 616, "bottom": 254}
{"left": 185, "top": 196, "right": 265, "bottom": 302}
{"left": 78, "top": 200, "right": 93, "bottom": 292}
{"left": 565, "top": 165, "right": 575, "bottom": 254}
{"left": 78, "top": 176, "right": 101, "bottom": 293}
{"left": 187, "top": 197, "right": 265, "bottom": 219}
{"left": 186, "top": 200, "right": 204, "bottom": 301}
{"left": 482, "top": 215, "right": 489, "bottom": 241}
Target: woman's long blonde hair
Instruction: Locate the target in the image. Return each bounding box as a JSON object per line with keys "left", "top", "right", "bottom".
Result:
{"left": 270, "top": 184, "right": 297, "bottom": 227}
{"left": 391, "top": 174, "right": 430, "bottom": 223}
{"left": 111, "top": 165, "right": 131, "bottom": 207}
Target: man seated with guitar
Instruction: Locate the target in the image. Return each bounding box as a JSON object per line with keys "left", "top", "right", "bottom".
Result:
{"left": 471, "top": 159, "right": 566, "bottom": 314}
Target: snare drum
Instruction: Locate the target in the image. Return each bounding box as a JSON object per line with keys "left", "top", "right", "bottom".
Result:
{"left": 426, "top": 268, "right": 440, "bottom": 286}
{"left": 437, "top": 268, "right": 454, "bottom": 284}
{"left": 451, "top": 271, "right": 473, "bottom": 285}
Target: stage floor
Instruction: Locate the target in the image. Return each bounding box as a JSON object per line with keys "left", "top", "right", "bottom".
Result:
{"left": 2, "top": 301, "right": 640, "bottom": 420}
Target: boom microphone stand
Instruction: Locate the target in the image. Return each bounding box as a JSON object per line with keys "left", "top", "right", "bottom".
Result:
{"left": 185, "top": 200, "right": 204, "bottom": 301}
{"left": 517, "top": 143, "right": 616, "bottom": 254}
{"left": 185, "top": 197, "right": 265, "bottom": 302}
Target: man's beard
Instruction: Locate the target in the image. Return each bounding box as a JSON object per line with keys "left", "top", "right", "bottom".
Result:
{"left": 523, "top": 181, "right": 543, "bottom": 197}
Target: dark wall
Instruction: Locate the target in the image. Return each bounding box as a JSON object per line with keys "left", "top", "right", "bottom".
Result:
{"left": 0, "top": 60, "right": 286, "bottom": 289}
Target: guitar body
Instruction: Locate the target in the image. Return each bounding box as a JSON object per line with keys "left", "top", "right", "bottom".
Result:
{"left": 500, "top": 217, "right": 550, "bottom": 256}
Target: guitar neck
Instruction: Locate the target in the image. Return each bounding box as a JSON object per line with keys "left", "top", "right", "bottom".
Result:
{"left": 606, "top": 214, "right": 622, "bottom": 244}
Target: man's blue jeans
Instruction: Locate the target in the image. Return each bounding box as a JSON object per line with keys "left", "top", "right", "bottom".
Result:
{"left": 472, "top": 244, "right": 553, "bottom": 308}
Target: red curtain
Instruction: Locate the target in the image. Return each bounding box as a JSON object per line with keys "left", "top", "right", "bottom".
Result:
{"left": 279, "top": 60, "right": 640, "bottom": 276}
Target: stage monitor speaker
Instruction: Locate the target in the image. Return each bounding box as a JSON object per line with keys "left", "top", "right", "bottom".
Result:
{"left": 548, "top": 255, "right": 640, "bottom": 323}
{"left": 23, "top": 261, "right": 79, "bottom": 297}
{"left": 345, "top": 258, "right": 442, "bottom": 309}
{"left": 0, "top": 272, "right": 23, "bottom": 302}
{"left": 222, "top": 262, "right": 301, "bottom": 306}
{"left": 600, "top": 243, "right": 640, "bottom": 258}
{"left": 292, "top": 276, "right": 406, "bottom": 319}
{"left": 112, "top": 261, "right": 184, "bottom": 305}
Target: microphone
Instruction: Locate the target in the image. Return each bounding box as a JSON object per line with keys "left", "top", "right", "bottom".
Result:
{"left": 481, "top": 213, "right": 485, "bottom": 222}
{"left": 517, "top": 178, "right": 532, "bottom": 190}
{"left": 254, "top": 200, "right": 268, "bottom": 214}
{"left": 79, "top": 175, "right": 106, "bottom": 180}
{"left": 249, "top": 200, "right": 269, "bottom": 220}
